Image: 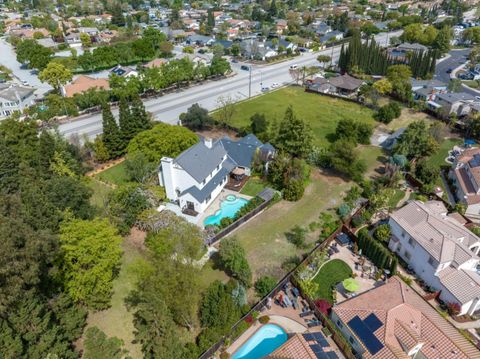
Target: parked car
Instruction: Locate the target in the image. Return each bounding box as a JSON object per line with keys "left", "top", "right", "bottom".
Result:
{"left": 241, "top": 65, "right": 250, "bottom": 71}
{"left": 21, "top": 80, "right": 29, "bottom": 86}
{"left": 290, "top": 64, "right": 298, "bottom": 70}
{"left": 261, "top": 86, "right": 270, "bottom": 92}
{"left": 446, "top": 68, "right": 453, "bottom": 74}
{"left": 271, "top": 82, "right": 279, "bottom": 88}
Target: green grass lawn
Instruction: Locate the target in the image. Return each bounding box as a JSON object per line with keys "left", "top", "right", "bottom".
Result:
{"left": 427, "top": 138, "right": 462, "bottom": 170}
{"left": 311, "top": 259, "right": 352, "bottom": 304}
{"left": 388, "top": 189, "right": 406, "bottom": 209}
{"left": 359, "top": 145, "right": 385, "bottom": 178}
{"left": 217, "top": 87, "right": 375, "bottom": 147}
{"left": 240, "top": 177, "right": 267, "bottom": 197}
{"left": 86, "top": 178, "right": 113, "bottom": 209}
{"left": 95, "top": 161, "right": 129, "bottom": 186}
{"left": 231, "top": 169, "right": 351, "bottom": 278}
{"left": 85, "top": 239, "right": 144, "bottom": 358}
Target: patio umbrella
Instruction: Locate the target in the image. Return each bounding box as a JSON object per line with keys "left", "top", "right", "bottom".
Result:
{"left": 343, "top": 278, "right": 360, "bottom": 292}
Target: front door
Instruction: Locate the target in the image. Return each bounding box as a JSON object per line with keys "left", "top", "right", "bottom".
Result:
{"left": 187, "top": 201, "right": 195, "bottom": 210}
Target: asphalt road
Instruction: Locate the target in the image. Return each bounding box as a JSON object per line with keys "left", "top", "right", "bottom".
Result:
{"left": 0, "top": 38, "right": 52, "bottom": 96}
{"left": 434, "top": 48, "right": 471, "bottom": 84}
{"left": 56, "top": 31, "right": 401, "bottom": 140}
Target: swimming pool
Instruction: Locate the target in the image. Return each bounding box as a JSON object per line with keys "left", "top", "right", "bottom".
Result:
{"left": 203, "top": 195, "right": 249, "bottom": 227}
{"left": 232, "top": 324, "right": 288, "bottom": 359}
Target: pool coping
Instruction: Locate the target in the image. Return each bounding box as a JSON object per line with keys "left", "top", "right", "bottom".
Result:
{"left": 227, "top": 315, "right": 307, "bottom": 356}
{"left": 229, "top": 322, "right": 288, "bottom": 358}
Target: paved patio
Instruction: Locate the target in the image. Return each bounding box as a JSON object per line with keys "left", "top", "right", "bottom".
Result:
{"left": 226, "top": 282, "right": 344, "bottom": 358}
{"left": 327, "top": 242, "right": 383, "bottom": 303}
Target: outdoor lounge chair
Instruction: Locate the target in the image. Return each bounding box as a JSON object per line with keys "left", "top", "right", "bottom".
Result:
{"left": 300, "top": 310, "right": 314, "bottom": 318}
{"left": 307, "top": 320, "right": 322, "bottom": 328}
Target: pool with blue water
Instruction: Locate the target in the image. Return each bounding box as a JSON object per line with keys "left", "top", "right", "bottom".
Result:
{"left": 232, "top": 324, "right": 288, "bottom": 359}
{"left": 203, "top": 195, "right": 249, "bottom": 227}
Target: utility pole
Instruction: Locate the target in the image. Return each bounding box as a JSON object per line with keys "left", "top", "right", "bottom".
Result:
{"left": 248, "top": 66, "right": 252, "bottom": 98}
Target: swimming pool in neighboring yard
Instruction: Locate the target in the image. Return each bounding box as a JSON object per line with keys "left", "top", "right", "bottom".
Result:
{"left": 232, "top": 324, "right": 288, "bottom": 359}
{"left": 203, "top": 195, "right": 249, "bottom": 226}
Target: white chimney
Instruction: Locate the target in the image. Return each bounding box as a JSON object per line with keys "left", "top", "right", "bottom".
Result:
{"left": 204, "top": 137, "right": 213, "bottom": 149}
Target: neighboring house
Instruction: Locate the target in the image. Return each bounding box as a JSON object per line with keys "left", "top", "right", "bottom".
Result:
{"left": 62, "top": 75, "right": 110, "bottom": 97}
{"left": 185, "top": 34, "right": 215, "bottom": 46}
{"left": 396, "top": 42, "right": 428, "bottom": 52}
{"left": 434, "top": 92, "right": 477, "bottom": 117}
{"left": 158, "top": 135, "right": 274, "bottom": 215}
{"left": 78, "top": 27, "right": 99, "bottom": 35}
{"left": 450, "top": 147, "right": 480, "bottom": 222}
{"left": 0, "top": 84, "right": 35, "bottom": 119}
{"left": 64, "top": 32, "right": 81, "bottom": 46}
{"left": 275, "top": 19, "right": 288, "bottom": 34}
{"left": 110, "top": 65, "right": 138, "bottom": 78}
{"left": 310, "top": 21, "right": 331, "bottom": 36}
{"left": 143, "top": 58, "right": 168, "bottom": 69}
{"left": 240, "top": 39, "right": 277, "bottom": 60}
{"left": 411, "top": 79, "right": 448, "bottom": 102}
{"left": 307, "top": 73, "right": 364, "bottom": 96}
{"left": 36, "top": 37, "right": 57, "bottom": 49}
{"left": 9, "top": 27, "right": 50, "bottom": 39}
{"left": 388, "top": 200, "right": 480, "bottom": 315}
{"left": 332, "top": 277, "right": 479, "bottom": 358}
{"left": 320, "top": 30, "right": 343, "bottom": 44}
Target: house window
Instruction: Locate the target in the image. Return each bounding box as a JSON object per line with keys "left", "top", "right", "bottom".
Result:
{"left": 205, "top": 194, "right": 211, "bottom": 203}
{"left": 428, "top": 256, "right": 435, "bottom": 267}
{"left": 404, "top": 250, "right": 412, "bottom": 260}
{"left": 336, "top": 320, "right": 343, "bottom": 328}
{"left": 408, "top": 237, "right": 415, "bottom": 247}
{"left": 402, "top": 230, "right": 406, "bottom": 238}
{"left": 349, "top": 336, "right": 354, "bottom": 344}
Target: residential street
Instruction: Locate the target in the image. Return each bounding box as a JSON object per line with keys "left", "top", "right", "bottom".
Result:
{"left": 57, "top": 30, "right": 401, "bottom": 140}
{"left": 0, "top": 37, "right": 52, "bottom": 96}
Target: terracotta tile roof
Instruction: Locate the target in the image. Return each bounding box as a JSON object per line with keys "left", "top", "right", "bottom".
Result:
{"left": 64, "top": 75, "right": 109, "bottom": 97}
{"left": 333, "top": 277, "right": 480, "bottom": 359}
{"left": 268, "top": 333, "right": 316, "bottom": 359}
{"left": 144, "top": 58, "right": 168, "bottom": 68}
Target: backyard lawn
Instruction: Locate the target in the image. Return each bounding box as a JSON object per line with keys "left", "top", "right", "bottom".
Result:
{"left": 85, "top": 238, "right": 144, "bottom": 358}
{"left": 231, "top": 169, "right": 351, "bottom": 278}
{"left": 311, "top": 259, "right": 352, "bottom": 304}
{"left": 95, "top": 161, "right": 129, "bottom": 186}
{"left": 216, "top": 86, "right": 376, "bottom": 147}
{"left": 358, "top": 145, "right": 385, "bottom": 179}
{"left": 240, "top": 177, "right": 267, "bottom": 197}
{"left": 427, "top": 138, "right": 463, "bottom": 170}
{"left": 86, "top": 178, "right": 112, "bottom": 209}
{"left": 388, "top": 189, "right": 406, "bottom": 209}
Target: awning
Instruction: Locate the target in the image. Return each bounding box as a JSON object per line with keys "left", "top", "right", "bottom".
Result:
{"left": 232, "top": 167, "right": 245, "bottom": 175}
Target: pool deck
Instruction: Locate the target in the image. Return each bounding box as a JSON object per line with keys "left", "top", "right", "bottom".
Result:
{"left": 226, "top": 286, "right": 344, "bottom": 358}
{"left": 197, "top": 189, "right": 252, "bottom": 228}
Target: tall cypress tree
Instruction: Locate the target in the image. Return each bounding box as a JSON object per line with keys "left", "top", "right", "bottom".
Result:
{"left": 130, "top": 95, "right": 151, "bottom": 134}
{"left": 118, "top": 96, "right": 135, "bottom": 147}
{"left": 101, "top": 104, "right": 122, "bottom": 158}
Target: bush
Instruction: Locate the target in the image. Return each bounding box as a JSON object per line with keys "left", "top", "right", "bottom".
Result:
{"left": 286, "top": 225, "right": 307, "bottom": 248}
{"left": 220, "top": 351, "right": 230, "bottom": 359}
{"left": 337, "top": 203, "right": 351, "bottom": 219}
{"left": 254, "top": 276, "right": 277, "bottom": 298}
{"left": 447, "top": 302, "right": 461, "bottom": 316}
{"left": 374, "top": 224, "right": 391, "bottom": 242}
{"left": 259, "top": 315, "right": 270, "bottom": 324}
{"left": 374, "top": 102, "right": 401, "bottom": 124}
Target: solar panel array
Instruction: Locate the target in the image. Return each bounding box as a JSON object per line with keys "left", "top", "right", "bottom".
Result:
{"left": 347, "top": 315, "right": 384, "bottom": 355}
{"left": 304, "top": 331, "right": 339, "bottom": 359}
{"left": 364, "top": 313, "right": 383, "bottom": 332}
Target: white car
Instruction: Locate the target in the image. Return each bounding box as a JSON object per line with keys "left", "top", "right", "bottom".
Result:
{"left": 289, "top": 64, "right": 298, "bottom": 70}
{"left": 271, "top": 82, "right": 279, "bottom": 88}
{"left": 21, "top": 80, "right": 29, "bottom": 86}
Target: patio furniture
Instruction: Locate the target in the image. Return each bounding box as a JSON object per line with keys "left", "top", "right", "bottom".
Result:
{"left": 307, "top": 320, "right": 322, "bottom": 328}
{"left": 291, "top": 287, "right": 300, "bottom": 297}
{"left": 300, "top": 310, "right": 314, "bottom": 318}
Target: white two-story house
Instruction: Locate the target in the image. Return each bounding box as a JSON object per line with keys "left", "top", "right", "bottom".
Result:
{"left": 158, "top": 135, "right": 274, "bottom": 215}
{"left": 0, "top": 84, "right": 35, "bottom": 119}
{"left": 388, "top": 200, "right": 480, "bottom": 315}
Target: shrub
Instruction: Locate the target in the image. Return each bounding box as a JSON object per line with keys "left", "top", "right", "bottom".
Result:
{"left": 337, "top": 203, "right": 351, "bottom": 219}
{"left": 447, "top": 302, "right": 461, "bottom": 316}
{"left": 220, "top": 351, "right": 230, "bottom": 359}
{"left": 286, "top": 225, "right": 307, "bottom": 248}
{"left": 254, "top": 276, "right": 277, "bottom": 298}
{"left": 374, "top": 102, "right": 402, "bottom": 124}
{"left": 374, "top": 224, "right": 391, "bottom": 242}
{"left": 259, "top": 315, "right": 270, "bottom": 324}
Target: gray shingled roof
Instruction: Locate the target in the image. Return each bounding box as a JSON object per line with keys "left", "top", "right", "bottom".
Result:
{"left": 181, "top": 166, "right": 229, "bottom": 202}
{"left": 174, "top": 140, "right": 227, "bottom": 183}
{"left": 0, "top": 84, "right": 34, "bottom": 102}
{"left": 220, "top": 134, "right": 261, "bottom": 168}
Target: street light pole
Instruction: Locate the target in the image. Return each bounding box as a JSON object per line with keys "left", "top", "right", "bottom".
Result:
{"left": 248, "top": 66, "right": 252, "bottom": 98}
